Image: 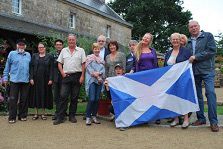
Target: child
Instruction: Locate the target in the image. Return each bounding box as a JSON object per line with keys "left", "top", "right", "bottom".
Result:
{"left": 104, "top": 63, "right": 126, "bottom": 131}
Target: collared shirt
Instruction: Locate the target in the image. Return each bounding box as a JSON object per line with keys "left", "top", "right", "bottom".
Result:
{"left": 191, "top": 32, "right": 202, "bottom": 55}
{"left": 99, "top": 47, "right": 105, "bottom": 60}
{"left": 3, "top": 50, "right": 31, "bottom": 83}
{"left": 57, "top": 47, "right": 86, "bottom": 73}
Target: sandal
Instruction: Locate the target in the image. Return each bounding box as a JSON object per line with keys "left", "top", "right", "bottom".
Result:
{"left": 32, "top": 115, "right": 39, "bottom": 120}
{"left": 8, "top": 119, "right": 16, "bottom": 124}
{"left": 41, "top": 115, "right": 47, "bottom": 120}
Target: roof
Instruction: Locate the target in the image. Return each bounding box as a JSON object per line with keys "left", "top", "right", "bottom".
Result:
{"left": 66, "top": 0, "right": 133, "bottom": 28}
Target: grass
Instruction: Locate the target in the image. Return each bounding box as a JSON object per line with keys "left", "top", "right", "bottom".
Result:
{"left": 204, "top": 105, "right": 223, "bottom": 115}
{"left": 28, "top": 102, "right": 87, "bottom": 115}
{"left": 1, "top": 103, "right": 223, "bottom": 115}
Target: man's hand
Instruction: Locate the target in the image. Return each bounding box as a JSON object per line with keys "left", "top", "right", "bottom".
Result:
{"left": 61, "top": 72, "right": 67, "bottom": 78}
{"left": 189, "top": 56, "right": 196, "bottom": 63}
{"left": 30, "top": 79, "right": 34, "bottom": 85}
{"left": 48, "top": 80, "right": 53, "bottom": 85}
{"left": 79, "top": 75, "right": 84, "bottom": 84}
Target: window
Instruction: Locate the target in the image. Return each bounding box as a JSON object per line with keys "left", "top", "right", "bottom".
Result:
{"left": 69, "top": 13, "right": 76, "bottom": 29}
{"left": 106, "top": 25, "right": 111, "bottom": 38}
{"left": 12, "top": 0, "right": 22, "bottom": 14}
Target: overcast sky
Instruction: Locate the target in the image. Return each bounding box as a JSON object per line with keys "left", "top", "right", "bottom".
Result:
{"left": 105, "top": 0, "right": 223, "bottom": 36}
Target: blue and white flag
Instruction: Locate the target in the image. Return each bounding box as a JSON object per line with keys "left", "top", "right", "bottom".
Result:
{"left": 107, "top": 61, "right": 199, "bottom": 128}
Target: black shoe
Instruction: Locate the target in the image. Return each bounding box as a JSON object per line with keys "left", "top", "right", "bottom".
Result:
{"left": 69, "top": 117, "right": 77, "bottom": 123}
{"left": 155, "top": 119, "right": 161, "bottom": 125}
{"left": 53, "top": 119, "right": 64, "bottom": 125}
{"left": 52, "top": 116, "right": 56, "bottom": 120}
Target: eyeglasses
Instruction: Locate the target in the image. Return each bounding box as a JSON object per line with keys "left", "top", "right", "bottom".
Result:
{"left": 98, "top": 40, "right": 105, "bottom": 43}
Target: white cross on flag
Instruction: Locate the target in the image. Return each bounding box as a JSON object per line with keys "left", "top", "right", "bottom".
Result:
{"left": 107, "top": 60, "right": 199, "bottom": 128}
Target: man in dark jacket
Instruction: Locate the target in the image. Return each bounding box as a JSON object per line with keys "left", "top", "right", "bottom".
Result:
{"left": 126, "top": 40, "right": 138, "bottom": 73}
{"left": 51, "top": 39, "right": 63, "bottom": 120}
{"left": 187, "top": 20, "right": 219, "bottom": 132}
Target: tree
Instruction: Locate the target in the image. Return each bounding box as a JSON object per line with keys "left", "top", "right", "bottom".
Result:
{"left": 216, "top": 33, "right": 223, "bottom": 56}
{"left": 108, "top": 0, "right": 192, "bottom": 52}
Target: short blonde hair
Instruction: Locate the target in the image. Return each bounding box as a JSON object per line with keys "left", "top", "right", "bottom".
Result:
{"left": 92, "top": 43, "right": 100, "bottom": 50}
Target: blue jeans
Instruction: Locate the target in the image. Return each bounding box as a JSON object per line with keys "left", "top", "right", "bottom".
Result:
{"left": 86, "top": 83, "right": 102, "bottom": 118}
{"left": 194, "top": 71, "right": 218, "bottom": 124}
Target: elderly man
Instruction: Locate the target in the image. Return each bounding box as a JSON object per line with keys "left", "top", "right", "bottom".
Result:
{"left": 53, "top": 34, "right": 86, "bottom": 125}
{"left": 3, "top": 39, "right": 31, "bottom": 124}
{"left": 187, "top": 20, "right": 219, "bottom": 132}
{"left": 89, "top": 35, "right": 110, "bottom": 60}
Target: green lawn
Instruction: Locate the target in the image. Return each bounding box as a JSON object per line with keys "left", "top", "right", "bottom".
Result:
{"left": 204, "top": 105, "right": 223, "bottom": 115}
{"left": 28, "top": 102, "right": 87, "bottom": 115}
{"left": 1, "top": 103, "right": 223, "bottom": 115}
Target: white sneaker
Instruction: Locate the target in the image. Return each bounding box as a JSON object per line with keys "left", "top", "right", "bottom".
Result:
{"left": 86, "top": 117, "right": 91, "bottom": 125}
{"left": 92, "top": 116, "right": 100, "bottom": 124}
{"left": 181, "top": 121, "right": 189, "bottom": 129}
{"left": 170, "top": 120, "right": 179, "bottom": 127}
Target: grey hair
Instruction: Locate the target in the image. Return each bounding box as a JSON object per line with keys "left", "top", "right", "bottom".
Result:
{"left": 128, "top": 40, "right": 138, "bottom": 46}
{"left": 170, "top": 33, "right": 181, "bottom": 41}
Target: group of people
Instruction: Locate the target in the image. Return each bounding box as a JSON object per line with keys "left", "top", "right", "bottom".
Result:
{"left": 1, "top": 20, "right": 219, "bottom": 132}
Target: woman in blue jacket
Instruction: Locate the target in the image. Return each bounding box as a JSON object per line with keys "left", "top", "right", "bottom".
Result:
{"left": 164, "top": 33, "right": 192, "bottom": 128}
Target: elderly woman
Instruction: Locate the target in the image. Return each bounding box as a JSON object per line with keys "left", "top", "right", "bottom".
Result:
{"left": 105, "top": 40, "right": 126, "bottom": 77}
{"left": 85, "top": 43, "right": 105, "bottom": 125}
{"left": 131, "top": 33, "right": 158, "bottom": 73}
{"left": 29, "top": 43, "right": 53, "bottom": 120}
{"left": 180, "top": 34, "right": 188, "bottom": 47}
{"left": 164, "top": 33, "right": 192, "bottom": 128}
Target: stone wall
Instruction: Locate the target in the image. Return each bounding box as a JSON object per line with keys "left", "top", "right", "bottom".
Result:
{"left": 0, "top": 0, "right": 132, "bottom": 46}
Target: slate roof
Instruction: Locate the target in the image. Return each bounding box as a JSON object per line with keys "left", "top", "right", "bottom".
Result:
{"left": 66, "top": 0, "right": 132, "bottom": 27}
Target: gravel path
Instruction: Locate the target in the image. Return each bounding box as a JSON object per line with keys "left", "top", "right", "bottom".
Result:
{"left": 0, "top": 116, "right": 223, "bottom": 149}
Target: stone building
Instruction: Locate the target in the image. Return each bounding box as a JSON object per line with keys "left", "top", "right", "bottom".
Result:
{"left": 0, "top": 0, "right": 132, "bottom": 48}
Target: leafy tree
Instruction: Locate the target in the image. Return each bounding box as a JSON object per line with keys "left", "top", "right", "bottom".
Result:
{"left": 216, "top": 33, "right": 223, "bottom": 56}
{"left": 108, "top": 0, "right": 192, "bottom": 52}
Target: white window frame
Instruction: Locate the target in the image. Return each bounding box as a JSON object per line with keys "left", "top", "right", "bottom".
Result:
{"left": 106, "top": 25, "right": 111, "bottom": 38}
{"left": 12, "top": 0, "right": 22, "bottom": 15}
{"left": 69, "top": 13, "right": 76, "bottom": 29}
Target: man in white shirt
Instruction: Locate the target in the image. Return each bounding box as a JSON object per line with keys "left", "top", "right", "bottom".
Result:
{"left": 53, "top": 34, "right": 86, "bottom": 125}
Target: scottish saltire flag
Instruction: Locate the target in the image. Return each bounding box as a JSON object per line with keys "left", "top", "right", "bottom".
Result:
{"left": 107, "top": 60, "right": 199, "bottom": 128}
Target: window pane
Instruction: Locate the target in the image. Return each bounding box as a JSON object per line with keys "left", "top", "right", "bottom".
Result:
{"left": 12, "top": 0, "right": 21, "bottom": 14}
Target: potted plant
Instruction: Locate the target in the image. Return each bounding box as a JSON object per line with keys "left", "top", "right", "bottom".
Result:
{"left": 97, "top": 92, "right": 111, "bottom": 116}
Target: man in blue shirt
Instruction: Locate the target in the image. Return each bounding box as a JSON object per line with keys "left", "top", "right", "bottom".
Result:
{"left": 3, "top": 39, "right": 31, "bottom": 124}
{"left": 187, "top": 20, "right": 219, "bottom": 132}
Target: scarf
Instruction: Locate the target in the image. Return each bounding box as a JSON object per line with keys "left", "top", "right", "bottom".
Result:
{"left": 85, "top": 54, "right": 105, "bottom": 68}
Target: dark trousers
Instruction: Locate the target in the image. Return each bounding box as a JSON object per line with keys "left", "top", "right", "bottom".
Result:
{"left": 53, "top": 81, "right": 62, "bottom": 117}
{"left": 8, "top": 82, "right": 29, "bottom": 120}
{"left": 57, "top": 73, "right": 81, "bottom": 120}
